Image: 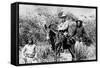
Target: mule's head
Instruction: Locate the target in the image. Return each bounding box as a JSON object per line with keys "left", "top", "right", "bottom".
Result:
{"left": 44, "top": 25, "right": 50, "bottom": 40}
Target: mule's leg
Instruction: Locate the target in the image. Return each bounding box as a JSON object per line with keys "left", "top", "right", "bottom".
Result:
{"left": 56, "top": 43, "right": 62, "bottom": 58}
{"left": 71, "top": 44, "right": 77, "bottom": 61}
{"left": 54, "top": 42, "right": 61, "bottom": 62}
{"left": 68, "top": 48, "right": 76, "bottom": 61}
{"left": 55, "top": 45, "right": 57, "bottom": 62}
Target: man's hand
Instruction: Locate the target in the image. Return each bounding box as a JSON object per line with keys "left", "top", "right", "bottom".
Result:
{"left": 64, "top": 32, "right": 68, "bottom": 36}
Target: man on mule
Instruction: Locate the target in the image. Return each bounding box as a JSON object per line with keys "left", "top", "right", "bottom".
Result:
{"left": 57, "top": 11, "right": 70, "bottom": 52}
{"left": 57, "top": 12, "right": 82, "bottom": 61}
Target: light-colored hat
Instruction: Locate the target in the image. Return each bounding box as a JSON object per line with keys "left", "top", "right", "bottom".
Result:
{"left": 58, "top": 12, "right": 66, "bottom": 18}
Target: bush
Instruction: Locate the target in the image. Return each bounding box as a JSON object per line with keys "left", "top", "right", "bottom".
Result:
{"left": 74, "top": 41, "right": 96, "bottom": 60}
{"left": 35, "top": 43, "right": 55, "bottom": 62}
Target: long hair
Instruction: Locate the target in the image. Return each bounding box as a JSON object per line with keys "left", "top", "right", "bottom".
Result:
{"left": 76, "top": 20, "right": 83, "bottom": 28}
{"left": 28, "top": 38, "right": 34, "bottom": 45}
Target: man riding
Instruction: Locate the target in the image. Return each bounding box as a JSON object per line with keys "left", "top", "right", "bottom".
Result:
{"left": 57, "top": 11, "right": 70, "bottom": 51}
{"left": 57, "top": 11, "right": 79, "bottom": 61}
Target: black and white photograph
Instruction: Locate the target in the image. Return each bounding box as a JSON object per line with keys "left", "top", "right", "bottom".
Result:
{"left": 18, "top": 3, "right": 97, "bottom": 64}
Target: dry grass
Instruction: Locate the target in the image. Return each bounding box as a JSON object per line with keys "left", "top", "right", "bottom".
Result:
{"left": 74, "top": 41, "right": 96, "bottom": 60}
{"left": 35, "top": 43, "right": 55, "bottom": 62}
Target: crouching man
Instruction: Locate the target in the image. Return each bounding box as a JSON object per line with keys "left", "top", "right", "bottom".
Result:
{"left": 21, "top": 39, "right": 37, "bottom": 63}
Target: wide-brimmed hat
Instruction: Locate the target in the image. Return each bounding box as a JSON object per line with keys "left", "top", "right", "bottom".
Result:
{"left": 58, "top": 12, "right": 66, "bottom": 18}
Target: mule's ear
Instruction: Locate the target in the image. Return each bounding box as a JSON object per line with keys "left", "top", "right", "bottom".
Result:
{"left": 44, "top": 24, "right": 47, "bottom": 29}
{"left": 48, "top": 24, "right": 51, "bottom": 29}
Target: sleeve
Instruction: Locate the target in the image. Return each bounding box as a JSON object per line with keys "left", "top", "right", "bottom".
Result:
{"left": 64, "top": 24, "right": 69, "bottom": 32}
{"left": 82, "top": 27, "right": 86, "bottom": 34}
{"left": 72, "top": 28, "right": 77, "bottom": 37}
{"left": 21, "top": 45, "right": 27, "bottom": 55}
{"left": 82, "top": 27, "right": 87, "bottom": 37}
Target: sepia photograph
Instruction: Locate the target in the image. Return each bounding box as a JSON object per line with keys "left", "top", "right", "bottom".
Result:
{"left": 18, "top": 3, "right": 97, "bottom": 64}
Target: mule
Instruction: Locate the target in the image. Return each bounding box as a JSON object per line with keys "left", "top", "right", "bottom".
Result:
{"left": 44, "top": 24, "right": 77, "bottom": 61}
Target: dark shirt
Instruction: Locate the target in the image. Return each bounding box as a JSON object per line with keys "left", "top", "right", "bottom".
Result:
{"left": 72, "top": 26, "right": 87, "bottom": 38}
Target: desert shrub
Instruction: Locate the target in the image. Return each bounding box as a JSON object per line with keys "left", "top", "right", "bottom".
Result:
{"left": 74, "top": 41, "right": 96, "bottom": 60}
{"left": 19, "top": 15, "right": 46, "bottom": 46}
{"left": 84, "top": 20, "right": 96, "bottom": 42}
{"left": 35, "top": 43, "right": 55, "bottom": 62}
